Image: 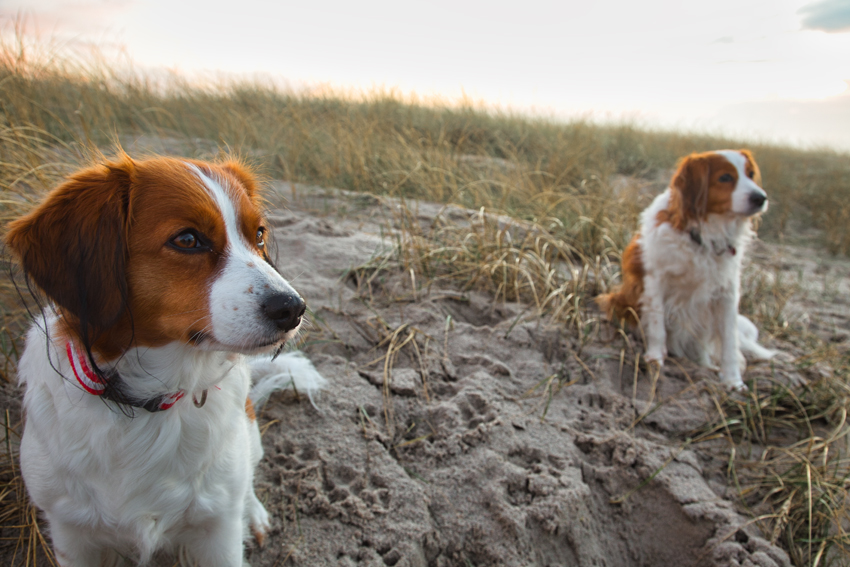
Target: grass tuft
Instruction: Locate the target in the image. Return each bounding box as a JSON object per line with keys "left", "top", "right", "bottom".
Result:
{"left": 700, "top": 368, "right": 850, "bottom": 565}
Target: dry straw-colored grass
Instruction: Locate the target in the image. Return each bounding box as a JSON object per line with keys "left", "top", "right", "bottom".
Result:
{"left": 353, "top": 197, "right": 850, "bottom": 565}
{"left": 1, "top": 24, "right": 849, "bottom": 566}
{"left": 697, "top": 364, "right": 850, "bottom": 567}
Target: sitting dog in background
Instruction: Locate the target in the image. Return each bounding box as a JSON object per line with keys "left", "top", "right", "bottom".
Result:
{"left": 596, "top": 149, "right": 776, "bottom": 390}
{"left": 6, "top": 154, "right": 325, "bottom": 566}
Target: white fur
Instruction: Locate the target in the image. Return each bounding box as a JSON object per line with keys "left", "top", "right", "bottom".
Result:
{"left": 638, "top": 151, "right": 775, "bottom": 390}
{"left": 18, "top": 315, "right": 307, "bottom": 565}
{"left": 17, "top": 163, "right": 325, "bottom": 566}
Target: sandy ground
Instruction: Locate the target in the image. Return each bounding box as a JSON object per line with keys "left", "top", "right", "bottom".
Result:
{"left": 4, "top": 178, "right": 845, "bottom": 567}
{"left": 237, "top": 183, "right": 809, "bottom": 567}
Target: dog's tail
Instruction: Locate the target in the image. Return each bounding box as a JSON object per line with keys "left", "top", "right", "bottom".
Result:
{"left": 594, "top": 291, "right": 615, "bottom": 319}
{"left": 597, "top": 239, "right": 644, "bottom": 327}
{"left": 249, "top": 351, "right": 327, "bottom": 410}
{"left": 595, "top": 288, "right": 641, "bottom": 327}
{"left": 737, "top": 314, "right": 777, "bottom": 361}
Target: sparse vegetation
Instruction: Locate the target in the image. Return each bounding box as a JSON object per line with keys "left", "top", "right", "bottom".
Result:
{"left": 1, "top": 25, "right": 849, "bottom": 567}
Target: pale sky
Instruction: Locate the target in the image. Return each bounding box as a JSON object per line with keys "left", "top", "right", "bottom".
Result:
{"left": 3, "top": 0, "right": 850, "bottom": 150}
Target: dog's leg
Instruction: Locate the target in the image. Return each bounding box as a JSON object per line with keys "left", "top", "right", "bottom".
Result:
{"left": 642, "top": 275, "right": 667, "bottom": 364}
{"left": 48, "top": 517, "right": 104, "bottom": 567}
{"left": 245, "top": 491, "right": 271, "bottom": 547}
{"left": 245, "top": 420, "right": 271, "bottom": 546}
{"left": 695, "top": 332, "right": 715, "bottom": 369}
{"left": 719, "top": 295, "right": 746, "bottom": 390}
{"left": 184, "top": 517, "right": 246, "bottom": 567}
{"left": 242, "top": 353, "right": 325, "bottom": 548}
{"left": 695, "top": 308, "right": 720, "bottom": 370}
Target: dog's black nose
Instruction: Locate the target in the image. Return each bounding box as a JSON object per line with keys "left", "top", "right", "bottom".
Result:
{"left": 749, "top": 192, "right": 767, "bottom": 209}
{"left": 263, "top": 293, "right": 306, "bottom": 332}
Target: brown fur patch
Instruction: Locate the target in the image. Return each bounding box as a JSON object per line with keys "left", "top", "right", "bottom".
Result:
{"left": 5, "top": 156, "right": 134, "bottom": 351}
{"left": 253, "top": 526, "right": 266, "bottom": 547}
{"left": 659, "top": 151, "right": 748, "bottom": 230}
{"left": 245, "top": 397, "right": 256, "bottom": 422}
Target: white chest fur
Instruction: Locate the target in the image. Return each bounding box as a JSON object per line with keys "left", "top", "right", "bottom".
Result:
{"left": 18, "top": 317, "right": 258, "bottom": 564}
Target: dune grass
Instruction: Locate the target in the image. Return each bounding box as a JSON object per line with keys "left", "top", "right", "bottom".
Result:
{"left": 1, "top": 28, "right": 849, "bottom": 566}
{"left": 3, "top": 29, "right": 849, "bottom": 255}
{"left": 357, "top": 198, "right": 850, "bottom": 566}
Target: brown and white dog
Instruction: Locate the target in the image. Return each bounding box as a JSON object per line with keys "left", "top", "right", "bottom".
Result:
{"left": 597, "top": 150, "right": 776, "bottom": 390}
{"left": 6, "top": 155, "right": 325, "bottom": 566}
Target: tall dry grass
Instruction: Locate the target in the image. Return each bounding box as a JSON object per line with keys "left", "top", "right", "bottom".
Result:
{"left": 2, "top": 27, "right": 849, "bottom": 255}
{"left": 1, "top": 25, "right": 849, "bottom": 566}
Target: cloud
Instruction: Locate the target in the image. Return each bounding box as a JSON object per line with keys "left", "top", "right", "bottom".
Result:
{"left": 798, "top": 0, "right": 850, "bottom": 33}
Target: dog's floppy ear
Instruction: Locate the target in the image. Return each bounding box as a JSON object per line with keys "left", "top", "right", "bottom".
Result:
{"left": 5, "top": 156, "right": 134, "bottom": 342}
{"left": 671, "top": 153, "right": 710, "bottom": 227}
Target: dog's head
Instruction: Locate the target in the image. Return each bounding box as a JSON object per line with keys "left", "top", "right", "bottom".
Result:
{"left": 5, "top": 154, "right": 304, "bottom": 360}
{"left": 666, "top": 149, "right": 767, "bottom": 230}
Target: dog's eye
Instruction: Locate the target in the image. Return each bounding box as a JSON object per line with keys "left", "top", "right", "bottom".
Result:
{"left": 256, "top": 228, "right": 266, "bottom": 249}
{"left": 718, "top": 173, "right": 734, "bottom": 183}
{"left": 747, "top": 170, "right": 755, "bottom": 179}
{"left": 169, "top": 230, "right": 204, "bottom": 251}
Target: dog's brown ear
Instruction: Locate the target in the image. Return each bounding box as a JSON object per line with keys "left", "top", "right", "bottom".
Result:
{"left": 739, "top": 149, "right": 762, "bottom": 186}
{"left": 670, "top": 154, "right": 710, "bottom": 228}
{"left": 5, "top": 156, "right": 134, "bottom": 342}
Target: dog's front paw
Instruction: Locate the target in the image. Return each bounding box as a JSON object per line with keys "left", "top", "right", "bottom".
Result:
{"left": 247, "top": 495, "right": 270, "bottom": 547}
{"left": 644, "top": 346, "right": 667, "bottom": 366}
{"left": 720, "top": 368, "right": 747, "bottom": 392}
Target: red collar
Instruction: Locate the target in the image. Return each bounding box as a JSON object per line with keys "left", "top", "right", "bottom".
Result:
{"left": 65, "top": 342, "right": 186, "bottom": 412}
